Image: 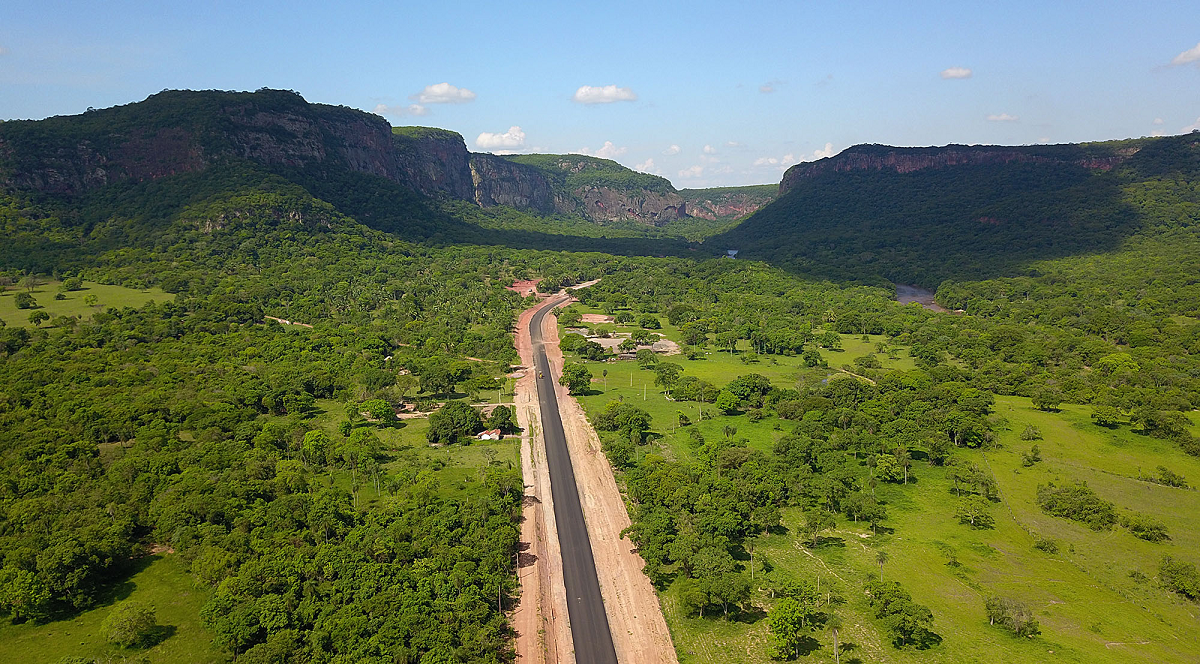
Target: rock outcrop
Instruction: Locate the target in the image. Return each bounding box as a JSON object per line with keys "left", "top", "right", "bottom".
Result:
{"left": 779, "top": 143, "right": 1141, "bottom": 196}
{"left": 570, "top": 186, "right": 686, "bottom": 225}
{"left": 469, "top": 154, "right": 555, "bottom": 213}
{"left": 681, "top": 185, "right": 776, "bottom": 221}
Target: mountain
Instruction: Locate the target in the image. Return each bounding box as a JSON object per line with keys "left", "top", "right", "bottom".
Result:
{"left": 0, "top": 89, "right": 697, "bottom": 229}
{"left": 710, "top": 135, "right": 1200, "bottom": 288}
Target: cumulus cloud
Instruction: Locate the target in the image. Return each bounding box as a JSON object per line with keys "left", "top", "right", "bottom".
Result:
{"left": 374, "top": 103, "right": 428, "bottom": 117}
{"left": 940, "top": 67, "right": 973, "bottom": 79}
{"left": 1183, "top": 117, "right": 1200, "bottom": 133}
{"left": 702, "top": 144, "right": 717, "bottom": 155}
{"left": 572, "top": 85, "right": 637, "bottom": 104}
{"left": 678, "top": 165, "right": 704, "bottom": 178}
{"left": 753, "top": 156, "right": 779, "bottom": 166}
{"left": 987, "top": 113, "right": 1019, "bottom": 122}
{"left": 634, "top": 158, "right": 658, "bottom": 174}
{"left": 811, "top": 143, "right": 834, "bottom": 159}
{"left": 412, "top": 82, "right": 476, "bottom": 104}
{"left": 577, "top": 141, "right": 627, "bottom": 159}
{"left": 1154, "top": 118, "right": 1164, "bottom": 125}
{"left": 476, "top": 126, "right": 526, "bottom": 150}
{"left": 663, "top": 144, "right": 681, "bottom": 156}
{"left": 1170, "top": 42, "right": 1200, "bottom": 66}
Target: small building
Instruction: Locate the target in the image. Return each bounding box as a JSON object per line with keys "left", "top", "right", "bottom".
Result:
{"left": 478, "top": 429, "right": 503, "bottom": 441}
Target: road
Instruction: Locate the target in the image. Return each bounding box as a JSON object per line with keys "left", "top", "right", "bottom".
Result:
{"left": 529, "top": 295, "right": 619, "bottom": 664}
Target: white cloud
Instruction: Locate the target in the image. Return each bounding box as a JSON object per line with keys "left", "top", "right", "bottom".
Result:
{"left": 703, "top": 144, "right": 717, "bottom": 155}
{"left": 753, "top": 156, "right": 779, "bottom": 166}
{"left": 1170, "top": 42, "right": 1200, "bottom": 66}
{"left": 577, "top": 141, "right": 627, "bottom": 159}
{"left": 987, "top": 113, "right": 1019, "bottom": 122}
{"left": 1183, "top": 117, "right": 1200, "bottom": 133}
{"left": 760, "top": 83, "right": 775, "bottom": 93}
{"left": 663, "top": 144, "right": 681, "bottom": 156}
{"left": 1154, "top": 118, "right": 1164, "bottom": 125}
{"left": 412, "top": 82, "right": 476, "bottom": 104}
{"left": 635, "top": 158, "right": 658, "bottom": 174}
{"left": 811, "top": 143, "right": 834, "bottom": 159}
{"left": 374, "top": 103, "right": 428, "bottom": 117}
{"left": 572, "top": 85, "right": 637, "bottom": 104}
{"left": 940, "top": 67, "right": 973, "bottom": 79}
{"left": 726, "top": 141, "right": 741, "bottom": 147}
{"left": 0, "top": 46, "right": 9, "bottom": 56}
{"left": 476, "top": 126, "right": 526, "bottom": 150}
{"left": 678, "top": 165, "right": 704, "bottom": 178}
{"left": 781, "top": 153, "right": 794, "bottom": 163}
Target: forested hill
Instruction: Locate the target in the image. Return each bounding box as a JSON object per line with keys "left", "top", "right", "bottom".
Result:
{"left": 711, "top": 134, "right": 1200, "bottom": 288}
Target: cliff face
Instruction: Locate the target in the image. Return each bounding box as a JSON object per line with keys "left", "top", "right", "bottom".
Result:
{"left": 469, "top": 154, "right": 555, "bottom": 213}
{"left": 680, "top": 185, "right": 777, "bottom": 221}
{"left": 779, "top": 143, "right": 1140, "bottom": 196}
{"left": 0, "top": 89, "right": 691, "bottom": 226}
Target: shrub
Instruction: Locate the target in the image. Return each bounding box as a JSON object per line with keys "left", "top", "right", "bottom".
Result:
{"left": 984, "top": 596, "right": 1040, "bottom": 637}
{"left": 14, "top": 292, "right": 36, "bottom": 309}
{"left": 1159, "top": 556, "right": 1200, "bottom": 601}
{"left": 1120, "top": 512, "right": 1170, "bottom": 542}
{"left": 100, "top": 601, "right": 159, "bottom": 648}
{"left": 1019, "top": 424, "right": 1042, "bottom": 441}
{"left": 1032, "top": 537, "right": 1059, "bottom": 554}
{"left": 1036, "top": 482, "right": 1116, "bottom": 530}
{"left": 1021, "top": 444, "right": 1042, "bottom": 467}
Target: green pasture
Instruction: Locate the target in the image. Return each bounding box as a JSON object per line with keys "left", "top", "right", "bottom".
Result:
{"left": 0, "top": 280, "right": 169, "bottom": 328}
{"left": 566, "top": 310, "right": 1200, "bottom": 663}
{"left": 0, "top": 555, "right": 222, "bottom": 664}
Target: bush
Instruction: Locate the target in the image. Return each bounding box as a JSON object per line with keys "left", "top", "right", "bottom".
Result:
{"left": 100, "top": 601, "right": 159, "bottom": 648}
{"left": 1036, "top": 482, "right": 1116, "bottom": 530}
{"left": 1159, "top": 556, "right": 1200, "bottom": 601}
{"left": 1120, "top": 512, "right": 1170, "bottom": 542}
{"left": 1019, "top": 424, "right": 1042, "bottom": 441}
{"left": 1021, "top": 444, "right": 1041, "bottom": 467}
{"left": 1032, "top": 537, "right": 1059, "bottom": 554}
{"left": 984, "top": 596, "right": 1040, "bottom": 637}
{"left": 14, "top": 292, "right": 36, "bottom": 309}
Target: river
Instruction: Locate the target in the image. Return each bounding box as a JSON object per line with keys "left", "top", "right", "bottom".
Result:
{"left": 895, "top": 284, "right": 947, "bottom": 312}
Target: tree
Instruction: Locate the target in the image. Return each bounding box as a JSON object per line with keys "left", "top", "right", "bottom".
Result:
{"left": 1091, "top": 404, "right": 1122, "bottom": 428}
{"left": 487, "top": 404, "right": 518, "bottom": 433}
{"left": 639, "top": 314, "right": 661, "bottom": 329}
{"left": 101, "top": 601, "right": 159, "bottom": 648}
{"left": 803, "top": 508, "right": 836, "bottom": 547}
{"left": 875, "top": 454, "right": 903, "bottom": 482}
{"left": 768, "top": 597, "right": 806, "bottom": 660}
{"left": 715, "top": 390, "right": 741, "bottom": 415}
{"left": 426, "top": 401, "right": 483, "bottom": 445}
{"left": 826, "top": 613, "right": 844, "bottom": 664}
{"left": 636, "top": 348, "right": 658, "bottom": 367}
{"left": 82, "top": 293, "right": 98, "bottom": 307}
{"left": 14, "top": 292, "right": 36, "bottom": 309}
{"left": 653, "top": 362, "right": 683, "bottom": 394}
{"left": 301, "top": 430, "right": 331, "bottom": 466}
{"left": 876, "top": 550, "right": 889, "bottom": 581}
{"left": 955, "top": 496, "right": 995, "bottom": 529}
{"left": 1031, "top": 387, "right": 1063, "bottom": 411}
{"left": 985, "top": 596, "right": 1040, "bottom": 637}
{"left": 28, "top": 310, "right": 50, "bottom": 326}
{"left": 559, "top": 362, "right": 593, "bottom": 395}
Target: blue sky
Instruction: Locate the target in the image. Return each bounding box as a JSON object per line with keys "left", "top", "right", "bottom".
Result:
{"left": 2, "top": 0, "right": 1198, "bottom": 187}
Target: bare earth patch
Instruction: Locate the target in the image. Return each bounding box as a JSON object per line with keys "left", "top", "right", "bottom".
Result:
{"left": 580, "top": 313, "right": 615, "bottom": 323}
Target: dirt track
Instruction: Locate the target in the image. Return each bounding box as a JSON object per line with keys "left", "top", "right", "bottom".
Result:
{"left": 513, "top": 291, "right": 678, "bottom": 664}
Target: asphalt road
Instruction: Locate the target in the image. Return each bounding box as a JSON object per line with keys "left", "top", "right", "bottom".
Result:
{"left": 529, "top": 297, "right": 619, "bottom": 664}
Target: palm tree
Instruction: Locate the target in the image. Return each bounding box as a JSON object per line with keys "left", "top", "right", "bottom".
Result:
{"left": 876, "top": 549, "right": 889, "bottom": 582}
{"left": 826, "top": 613, "right": 843, "bottom": 664}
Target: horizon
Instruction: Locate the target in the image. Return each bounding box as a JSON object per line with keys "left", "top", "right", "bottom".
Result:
{"left": 2, "top": 0, "right": 1198, "bottom": 187}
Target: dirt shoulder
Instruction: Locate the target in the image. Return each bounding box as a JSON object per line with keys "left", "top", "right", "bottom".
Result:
{"left": 513, "top": 296, "right": 574, "bottom": 664}
{"left": 538, "top": 298, "right": 679, "bottom": 664}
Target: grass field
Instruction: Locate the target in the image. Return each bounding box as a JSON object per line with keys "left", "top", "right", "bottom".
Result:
{"left": 0, "top": 555, "right": 223, "bottom": 664}
{"left": 0, "top": 280, "right": 170, "bottom": 328}
{"left": 563, "top": 309, "right": 1200, "bottom": 664}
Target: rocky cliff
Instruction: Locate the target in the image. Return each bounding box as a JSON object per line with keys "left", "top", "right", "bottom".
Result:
{"left": 0, "top": 89, "right": 694, "bottom": 227}
{"left": 469, "top": 153, "right": 555, "bottom": 213}
{"left": 680, "top": 184, "right": 776, "bottom": 221}
{"left": 779, "top": 143, "right": 1141, "bottom": 196}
